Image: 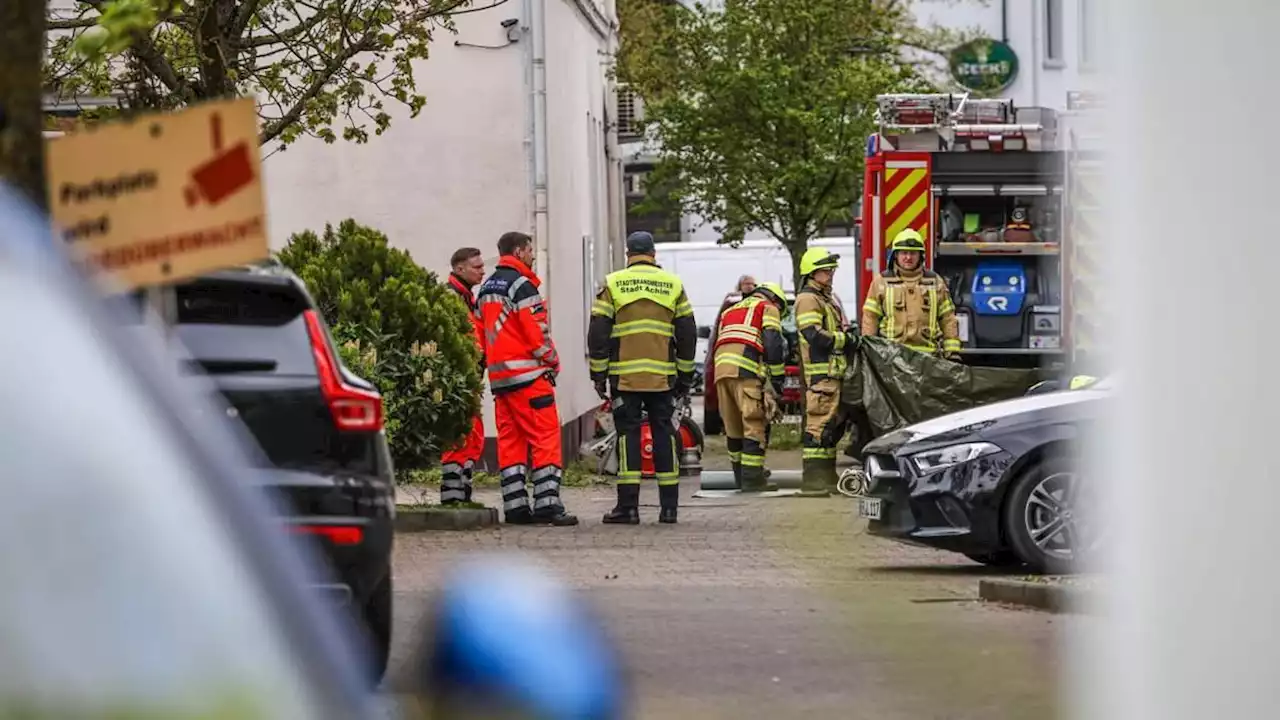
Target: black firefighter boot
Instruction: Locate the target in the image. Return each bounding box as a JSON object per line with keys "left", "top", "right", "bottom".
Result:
{"left": 602, "top": 483, "right": 641, "bottom": 525}
{"left": 658, "top": 483, "right": 679, "bottom": 524}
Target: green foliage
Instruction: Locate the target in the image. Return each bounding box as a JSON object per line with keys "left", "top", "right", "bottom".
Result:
{"left": 617, "top": 0, "right": 973, "bottom": 282}
{"left": 45, "top": 0, "right": 476, "bottom": 149}
{"left": 278, "top": 220, "right": 482, "bottom": 470}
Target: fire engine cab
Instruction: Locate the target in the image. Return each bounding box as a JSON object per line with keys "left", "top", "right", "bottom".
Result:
{"left": 858, "top": 93, "right": 1068, "bottom": 370}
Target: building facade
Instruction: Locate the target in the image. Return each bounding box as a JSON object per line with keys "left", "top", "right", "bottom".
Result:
{"left": 265, "top": 0, "right": 624, "bottom": 462}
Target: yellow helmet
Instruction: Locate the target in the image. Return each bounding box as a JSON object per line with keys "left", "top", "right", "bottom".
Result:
{"left": 799, "top": 247, "right": 840, "bottom": 276}
{"left": 890, "top": 229, "right": 927, "bottom": 253}
{"left": 754, "top": 281, "right": 787, "bottom": 309}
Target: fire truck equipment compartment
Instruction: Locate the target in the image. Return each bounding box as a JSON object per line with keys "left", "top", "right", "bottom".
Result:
{"left": 970, "top": 262, "right": 1027, "bottom": 316}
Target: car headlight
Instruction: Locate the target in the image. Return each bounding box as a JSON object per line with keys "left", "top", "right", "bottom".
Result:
{"left": 910, "top": 442, "right": 1001, "bottom": 474}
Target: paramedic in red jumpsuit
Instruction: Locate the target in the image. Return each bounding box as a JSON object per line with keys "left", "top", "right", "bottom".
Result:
{"left": 476, "top": 232, "right": 579, "bottom": 526}
{"left": 439, "top": 247, "right": 488, "bottom": 505}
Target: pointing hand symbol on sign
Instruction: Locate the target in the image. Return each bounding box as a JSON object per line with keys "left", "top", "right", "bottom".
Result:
{"left": 184, "top": 113, "right": 255, "bottom": 207}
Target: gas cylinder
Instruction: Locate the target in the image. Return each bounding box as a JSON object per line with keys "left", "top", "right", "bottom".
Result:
{"left": 639, "top": 422, "right": 656, "bottom": 478}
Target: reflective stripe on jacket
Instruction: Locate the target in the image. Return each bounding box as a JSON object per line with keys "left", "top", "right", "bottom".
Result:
{"left": 795, "top": 279, "right": 850, "bottom": 383}
{"left": 860, "top": 270, "right": 960, "bottom": 354}
{"left": 477, "top": 257, "right": 559, "bottom": 395}
{"left": 448, "top": 273, "right": 486, "bottom": 370}
{"left": 712, "top": 295, "right": 786, "bottom": 385}
{"left": 587, "top": 257, "right": 696, "bottom": 393}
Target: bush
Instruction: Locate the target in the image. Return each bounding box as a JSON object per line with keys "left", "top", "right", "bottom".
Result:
{"left": 277, "top": 220, "right": 482, "bottom": 470}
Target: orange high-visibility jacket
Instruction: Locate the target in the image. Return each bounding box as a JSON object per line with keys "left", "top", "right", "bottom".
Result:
{"left": 447, "top": 273, "right": 486, "bottom": 369}
{"left": 476, "top": 257, "right": 560, "bottom": 394}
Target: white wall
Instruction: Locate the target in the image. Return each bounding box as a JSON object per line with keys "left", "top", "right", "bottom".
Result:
{"left": 911, "top": 0, "right": 1099, "bottom": 110}
{"left": 263, "top": 11, "right": 530, "bottom": 275}
{"left": 543, "top": 0, "right": 616, "bottom": 425}
{"left": 264, "top": 2, "right": 618, "bottom": 435}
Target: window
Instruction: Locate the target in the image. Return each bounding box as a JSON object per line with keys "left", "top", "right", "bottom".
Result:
{"left": 1044, "top": 0, "right": 1064, "bottom": 66}
{"left": 1080, "top": 0, "right": 1097, "bottom": 69}
{"left": 616, "top": 86, "right": 644, "bottom": 138}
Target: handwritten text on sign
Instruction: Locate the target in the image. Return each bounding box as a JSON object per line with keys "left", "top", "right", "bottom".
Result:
{"left": 45, "top": 97, "right": 269, "bottom": 289}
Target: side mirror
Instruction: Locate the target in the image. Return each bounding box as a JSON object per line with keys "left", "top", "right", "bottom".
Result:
{"left": 415, "top": 555, "right": 624, "bottom": 719}
{"left": 697, "top": 325, "right": 712, "bottom": 339}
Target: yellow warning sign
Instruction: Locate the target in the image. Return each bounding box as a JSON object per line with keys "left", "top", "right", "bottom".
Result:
{"left": 45, "top": 98, "right": 269, "bottom": 290}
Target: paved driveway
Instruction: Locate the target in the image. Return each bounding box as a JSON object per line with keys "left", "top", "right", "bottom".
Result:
{"left": 386, "top": 483, "right": 1078, "bottom": 719}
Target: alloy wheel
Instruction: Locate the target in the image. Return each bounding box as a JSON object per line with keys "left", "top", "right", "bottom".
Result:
{"left": 1022, "top": 471, "right": 1094, "bottom": 562}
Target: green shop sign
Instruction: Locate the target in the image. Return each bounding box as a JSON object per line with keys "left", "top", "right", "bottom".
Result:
{"left": 949, "top": 39, "right": 1019, "bottom": 94}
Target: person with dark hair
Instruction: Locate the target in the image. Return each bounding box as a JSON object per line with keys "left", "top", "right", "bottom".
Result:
{"left": 440, "top": 247, "right": 487, "bottom": 505}
{"left": 476, "top": 231, "right": 578, "bottom": 526}
{"left": 588, "top": 231, "right": 696, "bottom": 524}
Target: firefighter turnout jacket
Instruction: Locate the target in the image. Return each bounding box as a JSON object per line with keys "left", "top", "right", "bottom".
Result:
{"left": 713, "top": 294, "right": 787, "bottom": 394}
{"left": 795, "top": 278, "right": 853, "bottom": 384}
{"left": 860, "top": 269, "right": 961, "bottom": 355}
{"left": 477, "top": 256, "right": 560, "bottom": 394}
{"left": 588, "top": 255, "right": 697, "bottom": 392}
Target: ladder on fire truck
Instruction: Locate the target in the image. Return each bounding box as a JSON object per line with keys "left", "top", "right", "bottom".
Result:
{"left": 873, "top": 93, "right": 1057, "bottom": 152}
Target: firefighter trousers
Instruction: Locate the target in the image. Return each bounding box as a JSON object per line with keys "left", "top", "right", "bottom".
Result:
{"left": 612, "top": 390, "right": 679, "bottom": 509}
{"left": 802, "top": 378, "right": 849, "bottom": 492}
{"left": 494, "top": 376, "right": 564, "bottom": 518}
{"left": 440, "top": 413, "right": 484, "bottom": 503}
{"left": 716, "top": 377, "right": 769, "bottom": 490}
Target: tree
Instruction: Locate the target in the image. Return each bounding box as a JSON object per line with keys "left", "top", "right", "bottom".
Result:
{"left": 617, "top": 0, "right": 973, "bottom": 284}
{"left": 277, "top": 220, "right": 482, "bottom": 470}
{"left": 0, "top": 0, "right": 50, "bottom": 206}
{"left": 43, "top": 0, "right": 482, "bottom": 151}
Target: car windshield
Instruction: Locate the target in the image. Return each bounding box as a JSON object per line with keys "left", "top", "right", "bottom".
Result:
{"left": 0, "top": 254, "right": 327, "bottom": 717}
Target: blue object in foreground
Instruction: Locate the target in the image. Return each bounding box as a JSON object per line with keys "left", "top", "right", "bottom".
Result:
{"left": 432, "top": 555, "right": 624, "bottom": 720}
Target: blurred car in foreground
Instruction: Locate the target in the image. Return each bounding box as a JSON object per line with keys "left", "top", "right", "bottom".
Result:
{"left": 857, "top": 376, "right": 1114, "bottom": 573}
{"left": 162, "top": 265, "right": 396, "bottom": 680}
{"left": 1, "top": 182, "right": 625, "bottom": 718}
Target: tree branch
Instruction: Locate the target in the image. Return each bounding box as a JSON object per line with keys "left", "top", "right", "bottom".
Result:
{"left": 259, "top": 29, "right": 380, "bottom": 144}
{"left": 48, "top": 17, "right": 99, "bottom": 30}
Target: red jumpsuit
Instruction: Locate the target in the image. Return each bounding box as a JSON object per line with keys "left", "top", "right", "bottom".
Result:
{"left": 440, "top": 273, "right": 486, "bottom": 504}
{"left": 476, "top": 257, "right": 564, "bottom": 518}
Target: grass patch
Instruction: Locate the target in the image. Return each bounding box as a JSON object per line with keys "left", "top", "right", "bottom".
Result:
{"left": 767, "top": 422, "right": 803, "bottom": 451}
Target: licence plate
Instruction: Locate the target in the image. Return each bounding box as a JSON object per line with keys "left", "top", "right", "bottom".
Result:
{"left": 858, "top": 497, "right": 882, "bottom": 520}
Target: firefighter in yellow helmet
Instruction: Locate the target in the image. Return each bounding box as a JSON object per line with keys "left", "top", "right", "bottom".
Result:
{"left": 794, "top": 248, "right": 857, "bottom": 496}
{"left": 712, "top": 281, "right": 788, "bottom": 492}
{"left": 860, "top": 229, "right": 961, "bottom": 360}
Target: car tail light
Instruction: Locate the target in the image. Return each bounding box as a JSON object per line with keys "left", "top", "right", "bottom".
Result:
{"left": 291, "top": 523, "right": 364, "bottom": 545}
{"left": 302, "top": 309, "right": 384, "bottom": 432}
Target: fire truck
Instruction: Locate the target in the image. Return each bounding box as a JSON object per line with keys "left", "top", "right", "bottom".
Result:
{"left": 858, "top": 93, "right": 1078, "bottom": 370}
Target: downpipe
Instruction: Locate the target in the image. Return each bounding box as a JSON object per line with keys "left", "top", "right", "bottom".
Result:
{"left": 530, "top": 0, "right": 551, "bottom": 301}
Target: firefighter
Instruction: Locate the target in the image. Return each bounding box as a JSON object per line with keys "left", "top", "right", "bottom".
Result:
{"left": 712, "top": 281, "right": 788, "bottom": 492}
{"left": 795, "top": 247, "right": 858, "bottom": 496}
{"left": 476, "top": 232, "right": 578, "bottom": 526}
{"left": 860, "top": 229, "right": 962, "bottom": 359}
{"left": 588, "top": 231, "right": 697, "bottom": 525}
{"left": 440, "top": 247, "right": 488, "bottom": 505}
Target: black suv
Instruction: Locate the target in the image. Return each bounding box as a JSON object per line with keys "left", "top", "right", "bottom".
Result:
{"left": 131, "top": 265, "right": 396, "bottom": 681}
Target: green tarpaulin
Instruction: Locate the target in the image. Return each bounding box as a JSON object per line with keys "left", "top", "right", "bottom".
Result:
{"left": 841, "top": 336, "right": 1045, "bottom": 440}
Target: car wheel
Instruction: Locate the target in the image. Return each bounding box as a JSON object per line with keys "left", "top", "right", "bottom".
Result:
{"left": 964, "top": 550, "right": 1024, "bottom": 567}
{"left": 360, "top": 573, "right": 393, "bottom": 685}
{"left": 1003, "top": 455, "right": 1090, "bottom": 575}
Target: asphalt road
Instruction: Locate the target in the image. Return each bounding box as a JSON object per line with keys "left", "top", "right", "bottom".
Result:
{"left": 385, "top": 482, "right": 1083, "bottom": 719}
